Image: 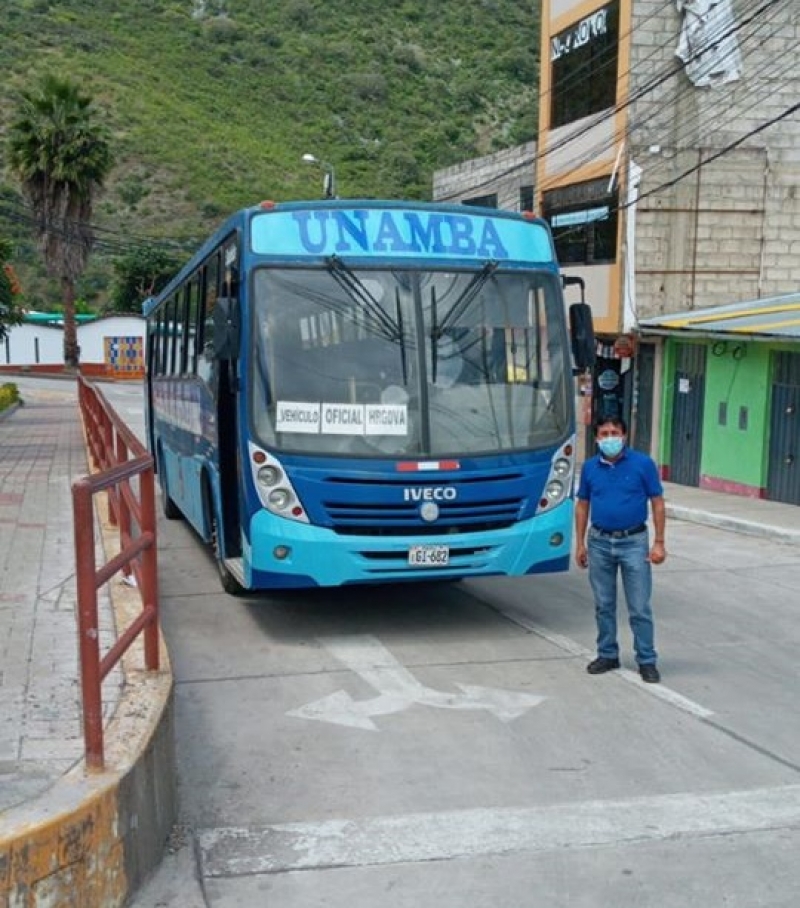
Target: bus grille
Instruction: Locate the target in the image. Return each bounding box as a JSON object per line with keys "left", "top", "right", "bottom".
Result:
{"left": 321, "top": 483, "right": 527, "bottom": 537}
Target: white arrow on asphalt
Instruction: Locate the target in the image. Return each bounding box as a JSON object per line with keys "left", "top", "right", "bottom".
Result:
{"left": 287, "top": 634, "right": 546, "bottom": 730}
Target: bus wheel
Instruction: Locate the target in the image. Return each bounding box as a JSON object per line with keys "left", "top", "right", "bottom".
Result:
{"left": 211, "top": 512, "right": 244, "bottom": 596}
{"left": 158, "top": 458, "right": 181, "bottom": 520}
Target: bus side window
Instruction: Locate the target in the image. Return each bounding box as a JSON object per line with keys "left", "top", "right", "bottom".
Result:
{"left": 173, "top": 294, "right": 185, "bottom": 376}
{"left": 152, "top": 311, "right": 163, "bottom": 376}
{"left": 198, "top": 252, "right": 220, "bottom": 383}
{"left": 222, "top": 239, "right": 239, "bottom": 298}
{"left": 187, "top": 277, "right": 200, "bottom": 374}
{"left": 164, "top": 298, "right": 176, "bottom": 376}
{"left": 178, "top": 284, "right": 191, "bottom": 375}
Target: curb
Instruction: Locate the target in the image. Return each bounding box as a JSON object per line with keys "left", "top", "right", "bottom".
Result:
{"left": 0, "top": 672, "right": 174, "bottom": 906}
{"left": 666, "top": 504, "right": 800, "bottom": 546}
{"left": 0, "top": 401, "right": 21, "bottom": 423}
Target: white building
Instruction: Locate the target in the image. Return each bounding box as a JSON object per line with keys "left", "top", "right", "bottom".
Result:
{"left": 1, "top": 314, "right": 145, "bottom": 378}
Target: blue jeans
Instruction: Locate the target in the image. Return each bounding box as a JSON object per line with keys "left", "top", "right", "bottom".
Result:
{"left": 587, "top": 529, "right": 657, "bottom": 665}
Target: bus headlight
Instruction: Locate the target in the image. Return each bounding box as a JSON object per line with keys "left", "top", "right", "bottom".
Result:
{"left": 249, "top": 443, "right": 309, "bottom": 523}
{"left": 535, "top": 437, "right": 576, "bottom": 515}
{"left": 552, "top": 457, "right": 571, "bottom": 478}
{"left": 545, "top": 480, "right": 564, "bottom": 500}
{"left": 268, "top": 488, "right": 292, "bottom": 510}
{"left": 257, "top": 465, "right": 282, "bottom": 488}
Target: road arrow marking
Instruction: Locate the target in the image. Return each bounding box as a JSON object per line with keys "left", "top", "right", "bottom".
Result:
{"left": 287, "top": 634, "right": 545, "bottom": 730}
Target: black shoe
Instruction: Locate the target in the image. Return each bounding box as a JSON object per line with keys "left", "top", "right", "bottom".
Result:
{"left": 639, "top": 663, "right": 660, "bottom": 683}
{"left": 587, "top": 657, "right": 620, "bottom": 675}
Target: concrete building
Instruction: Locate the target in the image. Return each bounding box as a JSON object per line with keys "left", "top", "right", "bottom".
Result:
{"left": 1, "top": 313, "right": 145, "bottom": 378}
{"left": 434, "top": 0, "right": 800, "bottom": 504}
{"left": 432, "top": 142, "right": 537, "bottom": 213}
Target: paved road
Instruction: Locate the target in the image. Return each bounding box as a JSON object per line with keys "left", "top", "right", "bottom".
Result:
{"left": 135, "top": 517, "right": 800, "bottom": 907}
{"left": 87, "top": 380, "right": 797, "bottom": 908}
{"left": 10, "top": 378, "right": 798, "bottom": 907}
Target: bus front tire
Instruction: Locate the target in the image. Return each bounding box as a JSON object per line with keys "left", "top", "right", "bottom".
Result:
{"left": 219, "top": 566, "right": 244, "bottom": 596}
{"left": 211, "top": 511, "right": 244, "bottom": 596}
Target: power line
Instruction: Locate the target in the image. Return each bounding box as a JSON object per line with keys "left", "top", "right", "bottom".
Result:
{"left": 549, "top": 99, "right": 799, "bottom": 250}
{"left": 628, "top": 100, "right": 800, "bottom": 209}
{"left": 436, "top": 0, "right": 791, "bottom": 204}
{"left": 538, "top": 0, "right": 795, "bottom": 196}
{"left": 536, "top": 0, "right": 785, "bottom": 195}
{"left": 0, "top": 196, "right": 199, "bottom": 258}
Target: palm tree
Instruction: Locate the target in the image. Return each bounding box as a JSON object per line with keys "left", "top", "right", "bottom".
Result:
{"left": 7, "top": 74, "right": 113, "bottom": 368}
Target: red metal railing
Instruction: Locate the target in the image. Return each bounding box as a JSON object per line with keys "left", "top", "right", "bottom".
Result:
{"left": 73, "top": 376, "right": 160, "bottom": 770}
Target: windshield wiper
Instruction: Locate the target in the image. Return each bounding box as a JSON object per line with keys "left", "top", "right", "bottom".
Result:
{"left": 430, "top": 260, "right": 497, "bottom": 384}
{"left": 434, "top": 261, "right": 498, "bottom": 338}
{"left": 326, "top": 256, "right": 400, "bottom": 341}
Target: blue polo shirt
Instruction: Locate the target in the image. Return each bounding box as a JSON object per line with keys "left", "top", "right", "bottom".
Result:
{"left": 577, "top": 447, "right": 663, "bottom": 531}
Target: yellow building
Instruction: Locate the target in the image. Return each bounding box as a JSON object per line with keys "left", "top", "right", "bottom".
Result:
{"left": 537, "top": 0, "right": 630, "bottom": 339}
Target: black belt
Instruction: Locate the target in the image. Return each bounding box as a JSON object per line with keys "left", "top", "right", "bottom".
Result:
{"left": 592, "top": 524, "right": 647, "bottom": 538}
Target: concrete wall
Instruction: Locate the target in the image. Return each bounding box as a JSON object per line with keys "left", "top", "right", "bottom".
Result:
{"left": 432, "top": 142, "right": 537, "bottom": 211}
{"left": 0, "top": 693, "right": 175, "bottom": 907}
{"left": 629, "top": 0, "right": 800, "bottom": 318}
{"left": 2, "top": 316, "right": 145, "bottom": 375}
{"left": 2, "top": 324, "right": 63, "bottom": 366}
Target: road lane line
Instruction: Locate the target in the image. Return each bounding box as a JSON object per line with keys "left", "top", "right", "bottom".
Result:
{"left": 491, "top": 601, "right": 715, "bottom": 719}
{"left": 199, "top": 784, "right": 800, "bottom": 876}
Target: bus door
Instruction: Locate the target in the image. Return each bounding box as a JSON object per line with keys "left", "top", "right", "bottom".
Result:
{"left": 209, "top": 273, "right": 243, "bottom": 562}
{"left": 144, "top": 326, "right": 157, "bottom": 459}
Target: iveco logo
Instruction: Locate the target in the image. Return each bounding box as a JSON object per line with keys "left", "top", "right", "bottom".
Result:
{"left": 420, "top": 502, "right": 439, "bottom": 523}
{"left": 403, "top": 487, "right": 457, "bottom": 501}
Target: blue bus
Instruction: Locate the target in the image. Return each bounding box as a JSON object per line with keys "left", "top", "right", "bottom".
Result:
{"left": 143, "top": 199, "right": 594, "bottom": 593}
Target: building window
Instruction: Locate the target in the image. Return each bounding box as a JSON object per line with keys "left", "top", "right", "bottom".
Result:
{"left": 550, "top": 0, "right": 619, "bottom": 129}
{"left": 519, "top": 185, "right": 534, "bottom": 212}
{"left": 463, "top": 193, "right": 498, "bottom": 209}
{"left": 542, "top": 178, "right": 618, "bottom": 265}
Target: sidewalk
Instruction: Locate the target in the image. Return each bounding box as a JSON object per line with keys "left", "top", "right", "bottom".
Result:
{"left": 662, "top": 480, "right": 800, "bottom": 546}
{"left": 0, "top": 384, "right": 798, "bottom": 901}
{"left": 1, "top": 380, "right": 173, "bottom": 908}
{"left": 0, "top": 383, "right": 123, "bottom": 816}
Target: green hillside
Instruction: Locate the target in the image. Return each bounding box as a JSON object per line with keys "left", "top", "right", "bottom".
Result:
{"left": 0, "top": 0, "right": 539, "bottom": 309}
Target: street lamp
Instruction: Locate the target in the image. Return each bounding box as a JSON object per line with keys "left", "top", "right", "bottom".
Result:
{"left": 302, "top": 152, "right": 337, "bottom": 199}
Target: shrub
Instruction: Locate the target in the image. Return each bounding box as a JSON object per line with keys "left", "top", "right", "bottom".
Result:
{"left": 0, "top": 383, "right": 21, "bottom": 413}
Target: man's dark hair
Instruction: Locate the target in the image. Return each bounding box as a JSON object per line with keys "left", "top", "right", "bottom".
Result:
{"left": 594, "top": 415, "right": 627, "bottom": 434}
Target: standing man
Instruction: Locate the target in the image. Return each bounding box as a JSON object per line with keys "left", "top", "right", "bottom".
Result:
{"left": 575, "top": 416, "right": 667, "bottom": 683}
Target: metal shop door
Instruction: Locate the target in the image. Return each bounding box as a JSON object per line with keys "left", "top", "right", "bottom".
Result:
{"left": 767, "top": 351, "right": 800, "bottom": 505}
{"left": 670, "top": 343, "right": 706, "bottom": 486}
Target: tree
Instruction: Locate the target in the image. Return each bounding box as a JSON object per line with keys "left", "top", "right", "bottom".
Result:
{"left": 109, "top": 246, "right": 181, "bottom": 314}
{"left": 6, "top": 74, "right": 113, "bottom": 368}
{"left": 0, "top": 239, "right": 24, "bottom": 342}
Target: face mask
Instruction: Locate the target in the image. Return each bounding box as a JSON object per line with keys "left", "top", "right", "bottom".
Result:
{"left": 598, "top": 437, "right": 624, "bottom": 458}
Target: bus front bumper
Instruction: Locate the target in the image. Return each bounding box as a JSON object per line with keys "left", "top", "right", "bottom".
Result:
{"left": 243, "top": 502, "right": 574, "bottom": 589}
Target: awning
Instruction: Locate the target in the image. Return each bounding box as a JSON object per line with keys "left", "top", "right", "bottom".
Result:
{"left": 22, "top": 311, "right": 98, "bottom": 326}
{"left": 637, "top": 292, "right": 800, "bottom": 341}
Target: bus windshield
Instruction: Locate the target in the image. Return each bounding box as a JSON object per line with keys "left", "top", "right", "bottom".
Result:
{"left": 250, "top": 265, "right": 569, "bottom": 458}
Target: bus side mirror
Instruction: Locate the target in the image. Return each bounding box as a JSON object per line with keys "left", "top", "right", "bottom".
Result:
{"left": 212, "top": 297, "right": 240, "bottom": 360}
{"left": 569, "top": 302, "right": 596, "bottom": 372}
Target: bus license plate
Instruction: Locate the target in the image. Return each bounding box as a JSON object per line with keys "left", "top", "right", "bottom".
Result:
{"left": 408, "top": 544, "right": 450, "bottom": 567}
